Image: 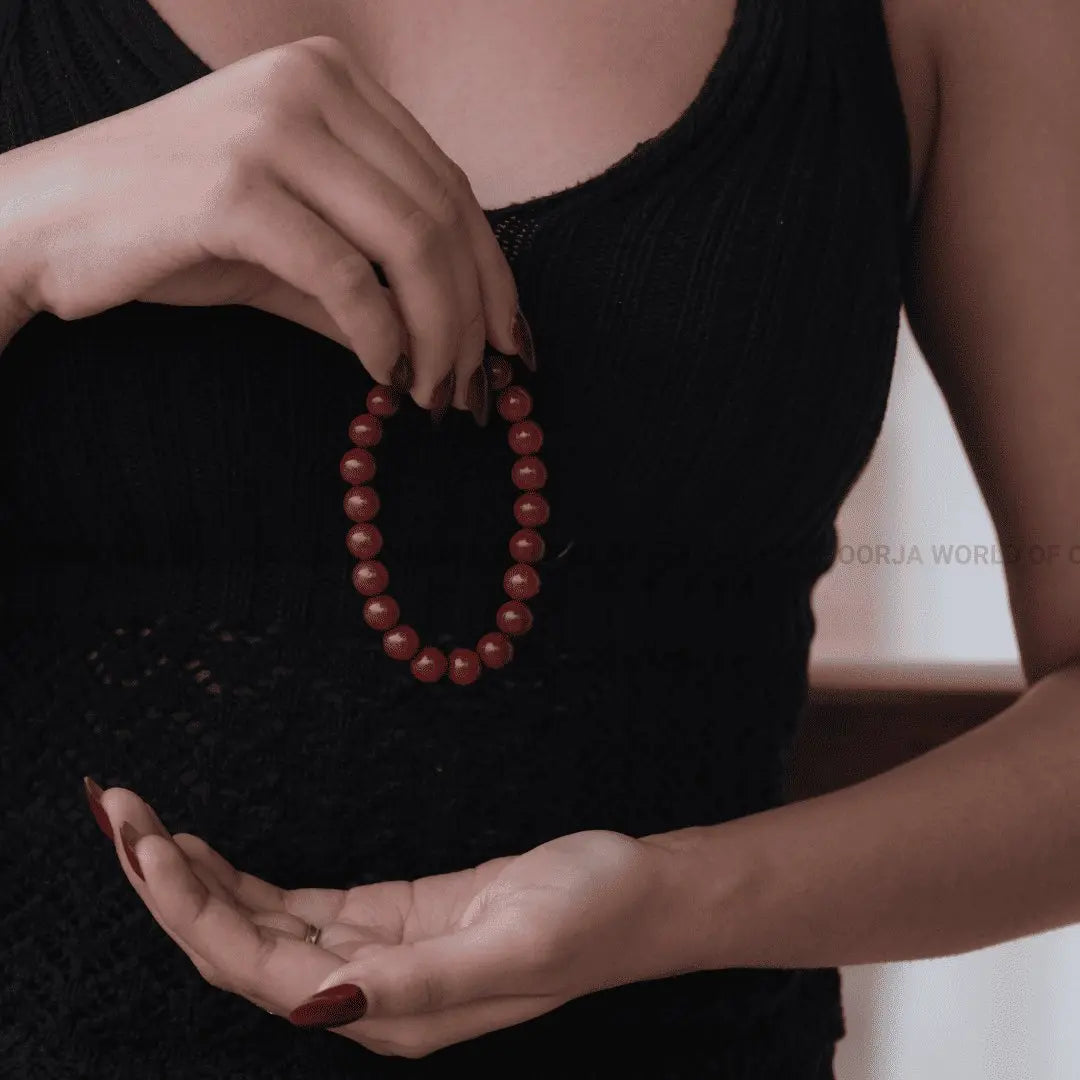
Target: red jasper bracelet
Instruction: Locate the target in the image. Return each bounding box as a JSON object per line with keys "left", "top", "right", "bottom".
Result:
{"left": 341, "top": 354, "right": 547, "bottom": 685}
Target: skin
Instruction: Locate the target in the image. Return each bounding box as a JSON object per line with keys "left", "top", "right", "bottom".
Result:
{"left": 73, "top": 0, "right": 1080, "bottom": 1062}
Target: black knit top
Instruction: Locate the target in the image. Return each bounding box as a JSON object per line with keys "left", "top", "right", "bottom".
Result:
{"left": 0, "top": 0, "right": 911, "bottom": 1075}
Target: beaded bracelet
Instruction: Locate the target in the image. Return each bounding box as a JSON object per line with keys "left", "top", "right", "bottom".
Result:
{"left": 341, "top": 354, "right": 547, "bottom": 685}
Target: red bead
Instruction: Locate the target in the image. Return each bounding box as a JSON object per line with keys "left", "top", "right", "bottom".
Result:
{"left": 496, "top": 600, "right": 533, "bottom": 636}
{"left": 511, "top": 455, "right": 547, "bottom": 491}
{"left": 508, "top": 420, "right": 543, "bottom": 455}
{"left": 497, "top": 386, "right": 532, "bottom": 422}
{"left": 477, "top": 631, "right": 514, "bottom": 669}
{"left": 340, "top": 448, "right": 376, "bottom": 485}
{"left": 449, "top": 648, "right": 482, "bottom": 686}
{"left": 503, "top": 563, "right": 540, "bottom": 601}
{"left": 411, "top": 646, "right": 447, "bottom": 683}
{"left": 513, "top": 492, "right": 550, "bottom": 527}
{"left": 352, "top": 560, "right": 389, "bottom": 596}
{"left": 383, "top": 624, "right": 420, "bottom": 661}
{"left": 509, "top": 528, "right": 545, "bottom": 563}
{"left": 346, "top": 522, "right": 383, "bottom": 559}
{"left": 344, "top": 486, "right": 380, "bottom": 522}
{"left": 366, "top": 385, "right": 400, "bottom": 417}
{"left": 349, "top": 413, "right": 383, "bottom": 448}
{"left": 363, "top": 594, "right": 399, "bottom": 631}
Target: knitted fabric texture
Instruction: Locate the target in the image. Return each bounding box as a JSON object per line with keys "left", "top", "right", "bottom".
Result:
{"left": 0, "top": 0, "right": 910, "bottom": 1075}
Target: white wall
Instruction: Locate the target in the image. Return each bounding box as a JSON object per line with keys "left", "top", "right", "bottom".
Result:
{"left": 811, "top": 316, "right": 1080, "bottom": 1078}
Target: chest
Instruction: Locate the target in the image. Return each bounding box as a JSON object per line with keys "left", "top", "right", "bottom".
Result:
{"left": 142, "top": 0, "right": 932, "bottom": 216}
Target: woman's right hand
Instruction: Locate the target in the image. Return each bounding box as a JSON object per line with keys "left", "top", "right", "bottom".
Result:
{"left": 0, "top": 35, "right": 528, "bottom": 422}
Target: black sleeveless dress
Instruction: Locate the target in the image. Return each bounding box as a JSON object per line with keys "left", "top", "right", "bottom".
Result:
{"left": 0, "top": 0, "right": 911, "bottom": 1075}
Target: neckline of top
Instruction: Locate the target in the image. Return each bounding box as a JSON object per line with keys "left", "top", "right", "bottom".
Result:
{"left": 117, "top": 0, "right": 762, "bottom": 221}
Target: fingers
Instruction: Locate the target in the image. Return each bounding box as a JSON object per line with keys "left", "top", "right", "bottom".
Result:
{"left": 132, "top": 829, "right": 340, "bottom": 1004}
{"left": 171, "top": 833, "right": 359, "bottom": 948}
{"left": 171, "top": 832, "right": 288, "bottom": 913}
{"left": 312, "top": 70, "right": 494, "bottom": 416}
{"left": 304, "top": 919, "right": 553, "bottom": 1022}
{"left": 271, "top": 122, "right": 468, "bottom": 406}
{"left": 87, "top": 784, "right": 228, "bottom": 983}
{"left": 104, "top": 790, "right": 235, "bottom": 904}
{"left": 198, "top": 34, "right": 522, "bottom": 421}
{"left": 201, "top": 182, "right": 406, "bottom": 382}
{"left": 302, "top": 35, "right": 521, "bottom": 358}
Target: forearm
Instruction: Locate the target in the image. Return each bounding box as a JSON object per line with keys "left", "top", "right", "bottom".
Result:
{"left": 640, "top": 662, "right": 1080, "bottom": 972}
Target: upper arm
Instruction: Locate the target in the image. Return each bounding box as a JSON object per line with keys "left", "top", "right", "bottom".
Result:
{"left": 903, "top": 0, "right": 1080, "bottom": 684}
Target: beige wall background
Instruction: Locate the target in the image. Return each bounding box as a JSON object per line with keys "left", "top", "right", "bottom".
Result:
{"left": 809, "top": 314, "right": 1080, "bottom": 1078}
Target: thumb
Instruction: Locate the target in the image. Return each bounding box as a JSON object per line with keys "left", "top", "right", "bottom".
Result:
{"left": 297, "top": 919, "right": 542, "bottom": 1023}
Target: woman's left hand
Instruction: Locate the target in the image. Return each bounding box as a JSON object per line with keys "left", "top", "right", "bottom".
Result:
{"left": 87, "top": 782, "right": 688, "bottom": 1059}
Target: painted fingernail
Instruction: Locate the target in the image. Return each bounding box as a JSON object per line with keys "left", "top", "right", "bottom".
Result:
{"left": 83, "top": 776, "right": 114, "bottom": 841}
{"left": 288, "top": 983, "right": 368, "bottom": 1028}
{"left": 511, "top": 308, "right": 536, "bottom": 372}
{"left": 485, "top": 350, "right": 514, "bottom": 391}
{"left": 466, "top": 362, "right": 490, "bottom": 427}
{"left": 431, "top": 369, "right": 455, "bottom": 426}
{"left": 389, "top": 352, "right": 413, "bottom": 395}
{"left": 119, "top": 820, "right": 146, "bottom": 882}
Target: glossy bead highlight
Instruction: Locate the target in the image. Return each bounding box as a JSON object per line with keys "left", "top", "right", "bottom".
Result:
{"left": 509, "top": 528, "right": 545, "bottom": 563}
{"left": 449, "top": 648, "right": 482, "bottom": 685}
{"left": 348, "top": 413, "right": 383, "bottom": 448}
{"left": 340, "top": 448, "right": 376, "bottom": 486}
{"left": 496, "top": 386, "right": 532, "bottom": 422}
{"left": 344, "top": 486, "right": 380, "bottom": 522}
{"left": 477, "top": 632, "right": 514, "bottom": 669}
{"left": 363, "top": 594, "right": 399, "bottom": 631}
{"left": 411, "top": 646, "right": 448, "bottom": 683}
{"left": 346, "top": 523, "right": 383, "bottom": 559}
{"left": 366, "top": 386, "right": 399, "bottom": 417}
{"left": 383, "top": 624, "right": 420, "bottom": 661}
{"left": 351, "top": 560, "right": 389, "bottom": 596}
{"left": 496, "top": 601, "right": 533, "bottom": 636}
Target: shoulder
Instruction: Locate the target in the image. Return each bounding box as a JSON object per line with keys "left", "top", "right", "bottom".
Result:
{"left": 882, "top": 0, "right": 1080, "bottom": 217}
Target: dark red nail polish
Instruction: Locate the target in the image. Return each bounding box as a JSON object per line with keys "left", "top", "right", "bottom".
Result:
{"left": 389, "top": 352, "right": 413, "bottom": 394}
{"left": 288, "top": 984, "right": 368, "bottom": 1028}
{"left": 466, "top": 363, "right": 490, "bottom": 427}
{"left": 119, "top": 820, "right": 146, "bottom": 881}
{"left": 83, "top": 776, "right": 113, "bottom": 841}
{"left": 485, "top": 351, "right": 514, "bottom": 391}
{"left": 511, "top": 308, "right": 536, "bottom": 372}
{"left": 431, "top": 370, "right": 455, "bottom": 426}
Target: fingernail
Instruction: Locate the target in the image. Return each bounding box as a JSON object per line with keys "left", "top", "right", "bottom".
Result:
{"left": 389, "top": 352, "right": 413, "bottom": 395}
{"left": 484, "top": 350, "right": 514, "bottom": 391}
{"left": 119, "top": 820, "right": 146, "bottom": 881}
{"left": 511, "top": 308, "right": 536, "bottom": 372}
{"left": 83, "top": 776, "right": 113, "bottom": 841}
{"left": 288, "top": 983, "right": 368, "bottom": 1028}
{"left": 431, "top": 370, "right": 455, "bottom": 426}
{"left": 466, "top": 362, "right": 490, "bottom": 427}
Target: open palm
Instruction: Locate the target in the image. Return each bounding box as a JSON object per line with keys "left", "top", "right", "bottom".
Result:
{"left": 90, "top": 782, "right": 674, "bottom": 1059}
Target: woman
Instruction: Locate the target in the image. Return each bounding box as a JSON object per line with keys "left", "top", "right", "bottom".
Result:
{"left": 2, "top": 0, "right": 1078, "bottom": 1075}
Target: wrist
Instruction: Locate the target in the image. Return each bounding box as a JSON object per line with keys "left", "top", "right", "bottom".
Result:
{"left": 0, "top": 142, "right": 56, "bottom": 310}
{"left": 636, "top": 822, "right": 766, "bottom": 975}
